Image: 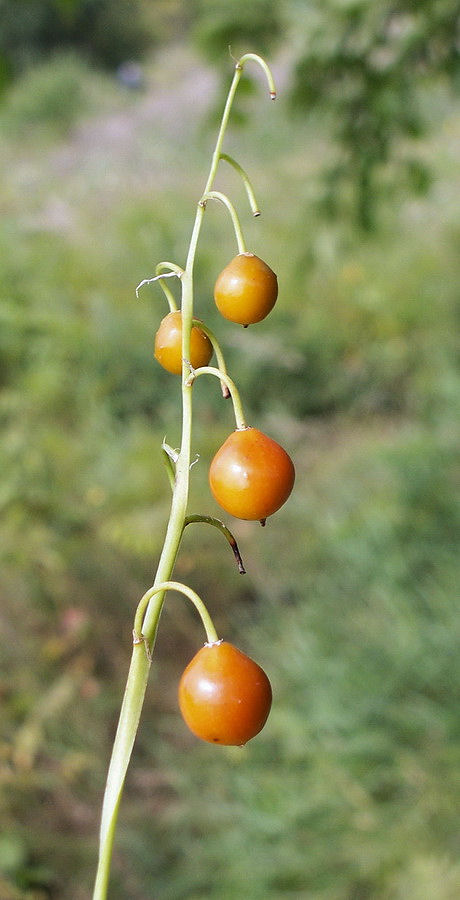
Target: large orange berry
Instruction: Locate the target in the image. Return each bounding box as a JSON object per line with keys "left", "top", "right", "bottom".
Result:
{"left": 209, "top": 426, "right": 295, "bottom": 522}
{"left": 154, "top": 311, "right": 212, "bottom": 374}
{"left": 214, "top": 253, "right": 278, "bottom": 325}
{"left": 178, "top": 640, "right": 272, "bottom": 746}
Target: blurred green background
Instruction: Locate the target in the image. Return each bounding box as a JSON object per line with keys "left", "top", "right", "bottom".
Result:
{"left": 0, "top": 2, "right": 459, "bottom": 898}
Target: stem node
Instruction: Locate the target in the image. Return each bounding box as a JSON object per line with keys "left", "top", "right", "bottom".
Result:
{"left": 132, "top": 631, "right": 152, "bottom": 662}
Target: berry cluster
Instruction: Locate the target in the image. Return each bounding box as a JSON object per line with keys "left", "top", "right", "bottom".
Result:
{"left": 152, "top": 251, "right": 294, "bottom": 745}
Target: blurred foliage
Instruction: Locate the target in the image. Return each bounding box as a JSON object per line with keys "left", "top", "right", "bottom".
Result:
{"left": 0, "top": 0, "right": 154, "bottom": 78}
{"left": 192, "top": 0, "right": 282, "bottom": 63}
{"left": 2, "top": 0, "right": 459, "bottom": 228}
{"left": 0, "top": 53, "right": 119, "bottom": 138}
{"left": 288, "top": 0, "right": 460, "bottom": 228}
{"left": 193, "top": 0, "right": 460, "bottom": 228}
{"left": 0, "top": 24, "right": 459, "bottom": 900}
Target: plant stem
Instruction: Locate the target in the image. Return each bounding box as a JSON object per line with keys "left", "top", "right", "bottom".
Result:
{"left": 135, "top": 581, "right": 219, "bottom": 645}
{"left": 219, "top": 153, "right": 261, "bottom": 216}
{"left": 192, "top": 319, "right": 230, "bottom": 397}
{"left": 183, "top": 515, "right": 246, "bottom": 574}
{"left": 200, "top": 190, "right": 247, "bottom": 254}
{"left": 187, "top": 365, "right": 247, "bottom": 431}
{"left": 92, "top": 54, "right": 276, "bottom": 900}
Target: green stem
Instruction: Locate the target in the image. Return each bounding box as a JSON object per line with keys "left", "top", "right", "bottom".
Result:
{"left": 219, "top": 153, "right": 261, "bottom": 216}
{"left": 155, "top": 263, "right": 184, "bottom": 311}
{"left": 237, "top": 53, "right": 277, "bottom": 99}
{"left": 134, "top": 581, "right": 219, "bottom": 645}
{"left": 136, "top": 262, "right": 183, "bottom": 306}
{"left": 136, "top": 270, "right": 179, "bottom": 305}
{"left": 183, "top": 515, "right": 246, "bottom": 574}
{"left": 202, "top": 52, "right": 276, "bottom": 202}
{"left": 187, "top": 365, "right": 247, "bottom": 431}
{"left": 156, "top": 261, "right": 185, "bottom": 277}
{"left": 200, "top": 190, "right": 246, "bottom": 254}
{"left": 157, "top": 280, "right": 178, "bottom": 313}
{"left": 93, "top": 643, "right": 152, "bottom": 899}
{"left": 93, "top": 54, "right": 276, "bottom": 900}
{"left": 192, "top": 319, "right": 230, "bottom": 397}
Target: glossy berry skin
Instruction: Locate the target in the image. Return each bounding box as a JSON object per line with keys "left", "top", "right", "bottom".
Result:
{"left": 178, "top": 640, "right": 272, "bottom": 746}
{"left": 154, "top": 311, "right": 212, "bottom": 374}
{"left": 214, "top": 252, "right": 278, "bottom": 325}
{"left": 209, "top": 426, "right": 295, "bottom": 522}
